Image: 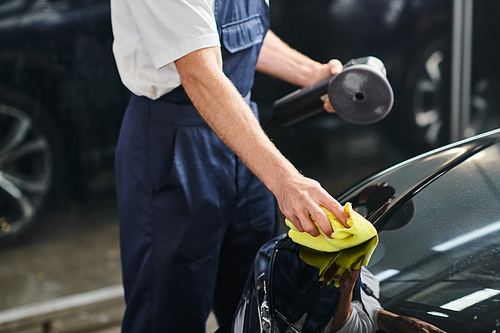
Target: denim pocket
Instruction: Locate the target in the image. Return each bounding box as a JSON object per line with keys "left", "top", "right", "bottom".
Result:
{"left": 221, "top": 14, "right": 264, "bottom": 53}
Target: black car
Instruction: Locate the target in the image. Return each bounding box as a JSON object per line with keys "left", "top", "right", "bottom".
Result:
{"left": 217, "top": 128, "right": 500, "bottom": 332}
{"left": 0, "top": 0, "right": 130, "bottom": 240}
{"left": 2, "top": 0, "right": 500, "bottom": 243}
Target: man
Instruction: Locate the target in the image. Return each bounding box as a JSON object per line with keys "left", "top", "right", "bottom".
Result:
{"left": 111, "top": 0, "right": 349, "bottom": 331}
{"left": 324, "top": 267, "right": 446, "bottom": 333}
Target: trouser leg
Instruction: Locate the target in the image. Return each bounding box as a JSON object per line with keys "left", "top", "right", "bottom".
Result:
{"left": 116, "top": 95, "right": 277, "bottom": 332}
{"left": 212, "top": 158, "right": 276, "bottom": 324}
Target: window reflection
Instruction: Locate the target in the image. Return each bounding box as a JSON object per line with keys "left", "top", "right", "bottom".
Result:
{"left": 432, "top": 221, "right": 500, "bottom": 252}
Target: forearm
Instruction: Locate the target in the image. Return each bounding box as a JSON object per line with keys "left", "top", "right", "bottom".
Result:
{"left": 329, "top": 291, "right": 353, "bottom": 332}
{"left": 175, "top": 47, "right": 299, "bottom": 195}
{"left": 377, "top": 309, "right": 447, "bottom": 333}
{"left": 256, "top": 31, "right": 332, "bottom": 87}
{"left": 175, "top": 46, "right": 348, "bottom": 234}
{"left": 377, "top": 309, "right": 398, "bottom": 332}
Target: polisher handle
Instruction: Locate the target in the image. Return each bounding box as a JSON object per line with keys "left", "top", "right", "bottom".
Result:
{"left": 273, "top": 75, "right": 332, "bottom": 127}
{"left": 271, "top": 56, "right": 394, "bottom": 126}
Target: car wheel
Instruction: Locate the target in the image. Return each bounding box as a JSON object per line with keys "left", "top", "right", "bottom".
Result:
{"left": 389, "top": 40, "right": 451, "bottom": 153}
{"left": 466, "top": 72, "right": 500, "bottom": 138}
{"left": 412, "top": 45, "right": 449, "bottom": 148}
{"left": 397, "top": 38, "right": 499, "bottom": 152}
{"left": 0, "top": 91, "right": 61, "bottom": 242}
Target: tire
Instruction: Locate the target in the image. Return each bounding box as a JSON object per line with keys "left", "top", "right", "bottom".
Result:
{"left": 400, "top": 39, "right": 500, "bottom": 150}
{"left": 0, "top": 89, "right": 62, "bottom": 242}
{"left": 390, "top": 39, "right": 451, "bottom": 153}
{"left": 411, "top": 43, "right": 450, "bottom": 148}
{"left": 466, "top": 70, "right": 500, "bottom": 139}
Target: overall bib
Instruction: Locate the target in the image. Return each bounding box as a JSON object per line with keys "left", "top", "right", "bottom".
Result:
{"left": 114, "top": 0, "right": 274, "bottom": 331}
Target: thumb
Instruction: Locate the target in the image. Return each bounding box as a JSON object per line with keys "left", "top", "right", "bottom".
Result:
{"left": 328, "top": 59, "right": 343, "bottom": 76}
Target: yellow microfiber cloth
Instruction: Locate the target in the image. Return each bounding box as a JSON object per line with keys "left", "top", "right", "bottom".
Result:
{"left": 285, "top": 202, "right": 379, "bottom": 287}
{"left": 299, "top": 236, "right": 378, "bottom": 287}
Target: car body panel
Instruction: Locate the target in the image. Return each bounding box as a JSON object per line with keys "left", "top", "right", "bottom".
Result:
{"left": 219, "top": 128, "right": 500, "bottom": 332}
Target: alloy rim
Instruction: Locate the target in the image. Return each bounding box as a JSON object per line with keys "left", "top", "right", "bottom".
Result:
{"left": 0, "top": 104, "right": 52, "bottom": 237}
{"left": 413, "top": 50, "right": 444, "bottom": 147}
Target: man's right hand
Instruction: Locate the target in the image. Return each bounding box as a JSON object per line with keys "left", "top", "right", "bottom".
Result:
{"left": 175, "top": 46, "right": 347, "bottom": 238}
{"left": 274, "top": 173, "right": 348, "bottom": 237}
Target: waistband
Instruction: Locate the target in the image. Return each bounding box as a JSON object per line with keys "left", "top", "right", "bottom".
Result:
{"left": 144, "top": 92, "right": 255, "bottom": 126}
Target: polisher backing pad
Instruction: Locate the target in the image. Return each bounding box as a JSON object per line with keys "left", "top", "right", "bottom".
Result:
{"left": 329, "top": 65, "right": 394, "bottom": 125}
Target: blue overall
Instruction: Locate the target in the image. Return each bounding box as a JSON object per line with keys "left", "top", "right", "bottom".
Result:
{"left": 114, "top": 0, "right": 275, "bottom": 331}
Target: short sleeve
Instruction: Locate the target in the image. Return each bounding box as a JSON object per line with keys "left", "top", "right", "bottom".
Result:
{"left": 128, "top": 0, "right": 220, "bottom": 69}
{"left": 334, "top": 301, "right": 379, "bottom": 333}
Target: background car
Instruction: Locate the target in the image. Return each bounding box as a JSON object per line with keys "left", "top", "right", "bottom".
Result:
{"left": 257, "top": 0, "right": 500, "bottom": 153}
{"left": 0, "top": 0, "right": 130, "bottom": 241}
{"left": 2, "top": 0, "right": 499, "bottom": 243}
{"left": 217, "top": 127, "right": 500, "bottom": 332}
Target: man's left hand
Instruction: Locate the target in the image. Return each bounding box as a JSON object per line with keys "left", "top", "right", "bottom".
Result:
{"left": 320, "top": 59, "right": 343, "bottom": 113}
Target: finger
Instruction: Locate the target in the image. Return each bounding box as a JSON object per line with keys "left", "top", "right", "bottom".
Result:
{"left": 286, "top": 215, "right": 305, "bottom": 233}
{"left": 328, "top": 59, "right": 343, "bottom": 76}
{"left": 323, "top": 97, "right": 335, "bottom": 113}
{"left": 323, "top": 199, "right": 349, "bottom": 228}
{"left": 351, "top": 267, "right": 360, "bottom": 280}
{"left": 324, "top": 264, "right": 339, "bottom": 281}
{"left": 309, "top": 206, "right": 333, "bottom": 237}
{"left": 339, "top": 268, "right": 357, "bottom": 292}
{"left": 321, "top": 264, "right": 339, "bottom": 289}
{"left": 303, "top": 220, "right": 320, "bottom": 237}
{"left": 295, "top": 211, "right": 321, "bottom": 237}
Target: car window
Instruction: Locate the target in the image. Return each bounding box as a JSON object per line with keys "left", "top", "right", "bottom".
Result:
{"left": 367, "top": 143, "right": 500, "bottom": 331}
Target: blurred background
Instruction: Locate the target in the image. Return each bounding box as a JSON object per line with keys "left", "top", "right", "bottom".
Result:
{"left": 1, "top": 0, "right": 499, "bottom": 331}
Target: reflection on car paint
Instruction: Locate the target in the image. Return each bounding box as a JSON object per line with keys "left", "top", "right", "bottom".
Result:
{"left": 220, "top": 129, "right": 500, "bottom": 332}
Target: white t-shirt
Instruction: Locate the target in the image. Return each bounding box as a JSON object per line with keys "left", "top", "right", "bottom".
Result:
{"left": 321, "top": 267, "right": 382, "bottom": 333}
{"left": 110, "top": 0, "right": 220, "bottom": 99}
